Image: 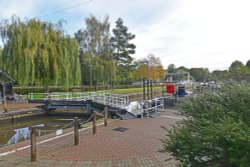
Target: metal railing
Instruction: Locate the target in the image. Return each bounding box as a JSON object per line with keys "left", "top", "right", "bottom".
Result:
{"left": 141, "top": 97, "right": 164, "bottom": 117}
{"left": 28, "top": 92, "right": 129, "bottom": 109}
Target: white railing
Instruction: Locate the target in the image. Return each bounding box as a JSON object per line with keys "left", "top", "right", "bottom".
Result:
{"left": 28, "top": 92, "right": 129, "bottom": 109}
{"left": 125, "top": 97, "right": 164, "bottom": 117}
{"left": 141, "top": 97, "right": 164, "bottom": 118}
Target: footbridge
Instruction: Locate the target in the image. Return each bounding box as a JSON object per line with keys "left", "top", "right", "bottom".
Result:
{"left": 28, "top": 92, "right": 164, "bottom": 119}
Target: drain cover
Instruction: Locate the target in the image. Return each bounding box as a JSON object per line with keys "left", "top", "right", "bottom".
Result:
{"left": 113, "top": 127, "right": 129, "bottom": 132}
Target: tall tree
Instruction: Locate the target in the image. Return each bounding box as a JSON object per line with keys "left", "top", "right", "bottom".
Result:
{"left": 229, "top": 60, "right": 244, "bottom": 70}
{"left": 110, "top": 18, "right": 136, "bottom": 84}
{"left": 175, "top": 66, "right": 190, "bottom": 81}
{"left": 147, "top": 54, "right": 164, "bottom": 80}
{"left": 0, "top": 16, "right": 81, "bottom": 87}
{"left": 132, "top": 54, "right": 164, "bottom": 81}
{"left": 245, "top": 59, "right": 250, "bottom": 69}
{"left": 75, "top": 15, "right": 116, "bottom": 88}
{"left": 189, "top": 68, "right": 210, "bottom": 82}
{"left": 0, "top": 47, "right": 2, "bottom": 69}
{"left": 229, "top": 60, "right": 250, "bottom": 82}
{"left": 167, "top": 64, "right": 176, "bottom": 73}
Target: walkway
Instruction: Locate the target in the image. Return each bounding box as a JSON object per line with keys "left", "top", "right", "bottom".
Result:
{"left": 0, "top": 108, "right": 181, "bottom": 167}
{"left": 0, "top": 102, "right": 40, "bottom": 113}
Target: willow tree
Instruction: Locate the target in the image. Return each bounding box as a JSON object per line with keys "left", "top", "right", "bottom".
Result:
{"left": 0, "top": 47, "right": 2, "bottom": 68}
{"left": 75, "top": 15, "right": 116, "bottom": 89}
{"left": 0, "top": 16, "right": 81, "bottom": 88}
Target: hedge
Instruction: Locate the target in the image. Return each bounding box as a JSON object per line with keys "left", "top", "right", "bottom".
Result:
{"left": 13, "top": 84, "right": 143, "bottom": 94}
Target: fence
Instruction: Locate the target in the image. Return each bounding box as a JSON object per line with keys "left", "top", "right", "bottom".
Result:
{"left": 28, "top": 92, "right": 130, "bottom": 109}
{"left": 141, "top": 97, "right": 164, "bottom": 118}
{"left": 29, "top": 106, "right": 108, "bottom": 162}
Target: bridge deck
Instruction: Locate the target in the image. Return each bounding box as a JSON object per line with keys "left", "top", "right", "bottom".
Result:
{"left": 28, "top": 92, "right": 164, "bottom": 119}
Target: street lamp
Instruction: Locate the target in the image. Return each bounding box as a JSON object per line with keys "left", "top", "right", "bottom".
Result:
{"left": 89, "top": 64, "right": 92, "bottom": 91}
{"left": 142, "top": 60, "right": 150, "bottom": 100}
{"left": 146, "top": 60, "right": 149, "bottom": 80}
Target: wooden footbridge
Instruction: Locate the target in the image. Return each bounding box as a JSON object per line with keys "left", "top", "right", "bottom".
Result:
{"left": 28, "top": 92, "right": 164, "bottom": 119}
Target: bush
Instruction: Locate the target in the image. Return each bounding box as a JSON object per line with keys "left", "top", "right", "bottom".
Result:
{"left": 162, "top": 84, "right": 250, "bottom": 167}
{"left": 13, "top": 84, "right": 143, "bottom": 94}
{"left": 14, "top": 87, "right": 46, "bottom": 94}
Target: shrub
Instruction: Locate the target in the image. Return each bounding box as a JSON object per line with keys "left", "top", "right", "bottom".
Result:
{"left": 162, "top": 84, "right": 250, "bottom": 167}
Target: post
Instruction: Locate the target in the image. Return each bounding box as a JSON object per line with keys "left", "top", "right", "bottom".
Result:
{"left": 150, "top": 80, "right": 153, "bottom": 99}
{"left": 2, "top": 82, "right": 7, "bottom": 111}
{"left": 143, "top": 78, "right": 146, "bottom": 100}
{"left": 30, "top": 127, "right": 36, "bottom": 162}
{"left": 162, "top": 83, "right": 165, "bottom": 108}
{"left": 147, "top": 80, "right": 150, "bottom": 100}
{"left": 104, "top": 106, "right": 108, "bottom": 127}
{"left": 93, "top": 111, "right": 97, "bottom": 134}
{"left": 146, "top": 60, "right": 150, "bottom": 100}
{"left": 74, "top": 117, "right": 79, "bottom": 146}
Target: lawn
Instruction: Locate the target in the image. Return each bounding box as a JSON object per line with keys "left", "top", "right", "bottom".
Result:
{"left": 109, "top": 86, "right": 162, "bottom": 94}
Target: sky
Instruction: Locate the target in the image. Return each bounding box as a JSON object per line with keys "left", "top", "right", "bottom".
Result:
{"left": 0, "top": 0, "right": 250, "bottom": 71}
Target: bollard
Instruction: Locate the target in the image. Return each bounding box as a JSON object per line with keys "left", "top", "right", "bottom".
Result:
{"left": 104, "top": 106, "right": 108, "bottom": 127}
{"left": 93, "top": 112, "right": 97, "bottom": 134}
{"left": 74, "top": 117, "right": 79, "bottom": 145}
{"left": 30, "top": 127, "right": 36, "bottom": 162}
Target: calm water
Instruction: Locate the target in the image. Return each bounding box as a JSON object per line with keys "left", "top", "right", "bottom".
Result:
{"left": 0, "top": 115, "right": 87, "bottom": 147}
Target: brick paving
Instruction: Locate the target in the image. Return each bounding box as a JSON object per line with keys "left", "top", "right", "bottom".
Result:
{"left": 0, "top": 102, "right": 40, "bottom": 113}
{"left": 0, "top": 107, "right": 181, "bottom": 167}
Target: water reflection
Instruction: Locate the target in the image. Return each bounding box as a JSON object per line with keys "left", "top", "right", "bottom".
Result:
{"left": 0, "top": 116, "right": 84, "bottom": 147}
{"left": 7, "top": 127, "right": 30, "bottom": 145}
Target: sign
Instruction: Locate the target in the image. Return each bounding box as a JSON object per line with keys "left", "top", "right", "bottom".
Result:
{"left": 166, "top": 84, "right": 175, "bottom": 93}
{"left": 56, "top": 129, "right": 63, "bottom": 136}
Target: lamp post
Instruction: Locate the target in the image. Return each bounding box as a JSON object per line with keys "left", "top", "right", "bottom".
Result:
{"left": 1, "top": 82, "right": 7, "bottom": 112}
{"left": 89, "top": 64, "right": 92, "bottom": 91}
{"left": 142, "top": 60, "right": 150, "bottom": 100}
{"left": 146, "top": 60, "right": 150, "bottom": 100}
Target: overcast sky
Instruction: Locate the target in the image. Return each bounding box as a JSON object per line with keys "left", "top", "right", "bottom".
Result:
{"left": 1, "top": 0, "right": 250, "bottom": 71}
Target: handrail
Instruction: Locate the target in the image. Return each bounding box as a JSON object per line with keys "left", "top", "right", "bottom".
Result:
{"left": 28, "top": 92, "right": 130, "bottom": 109}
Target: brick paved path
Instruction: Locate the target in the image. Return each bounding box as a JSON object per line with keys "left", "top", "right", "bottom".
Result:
{"left": 0, "top": 102, "right": 40, "bottom": 113}
{"left": 0, "top": 109, "right": 181, "bottom": 167}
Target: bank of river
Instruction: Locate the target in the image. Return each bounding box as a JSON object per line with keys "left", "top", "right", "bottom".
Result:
{"left": 0, "top": 112, "right": 89, "bottom": 147}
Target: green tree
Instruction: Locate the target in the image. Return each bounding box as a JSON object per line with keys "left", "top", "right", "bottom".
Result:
{"left": 110, "top": 18, "right": 136, "bottom": 84}
{"left": 75, "top": 15, "right": 116, "bottom": 89}
{"left": 246, "top": 59, "right": 250, "bottom": 69}
{"left": 147, "top": 54, "right": 165, "bottom": 80}
{"left": 175, "top": 66, "right": 190, "bottom": 81}
{"left": 162, "top": 84, "right": 250, "bottom": 167}
{"left": 132, "top": 54, "right": 164, "bottom": 81}
{"left": 167, "top": 64, "right": 176, "bottom": 73}
{"left": 189, "top": 68, "right": 210, "bottom": 82}
{"left": 177, "top": 66, "right": 189, "bottom": 72}
{"left": 212, "top": 70, "right": 229, "bottom": 82}
{"left": 0, "top": 16, "right": 81, "bottom": 88}
{"left": 0, "top": 46, "right": 2, "bottom": 69}
{"left": 229, "top": 60, "right": 244, "bottom": 70}
{"left": 228, "top": 60, "right": 250, "bottom": 82}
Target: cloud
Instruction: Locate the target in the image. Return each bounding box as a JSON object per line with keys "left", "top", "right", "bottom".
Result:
{"left": 0, "top": 0, "right": 37, "bottom": 19}
{"left": 1, "top": 0, "right": 250, "bottom": 71}
{"left": 133, "top": 0, "right": 250, "bottom": 71}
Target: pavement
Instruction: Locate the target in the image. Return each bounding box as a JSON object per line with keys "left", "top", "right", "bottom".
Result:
{"left": 0, "top": 102, "right": 40, "bottom": 113}
{"left": 0, "top": 103, "right": 181, "bottom": 167}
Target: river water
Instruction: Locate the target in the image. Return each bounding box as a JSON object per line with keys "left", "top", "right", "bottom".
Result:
{"left": 0, "top": 114, "right": 87, "bottom": 147}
